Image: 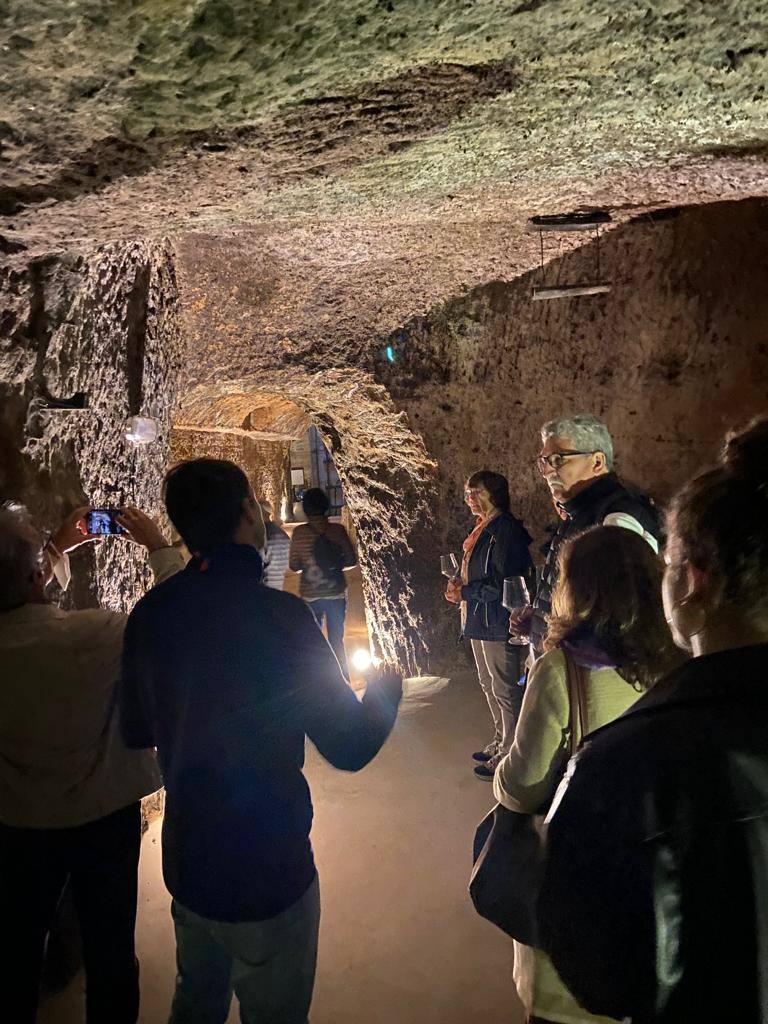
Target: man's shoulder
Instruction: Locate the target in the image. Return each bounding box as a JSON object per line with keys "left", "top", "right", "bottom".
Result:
{"left": 602, "top": 477, "right": 657, "bottom": 517}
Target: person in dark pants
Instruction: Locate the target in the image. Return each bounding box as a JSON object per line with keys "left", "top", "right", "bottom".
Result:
{"left": 445, "top": 470, "right": 533, "bottom": 780}
{"left": 0, "top": 500, "right": 183, "bottom": 1023}
{"left": 120, "top": 460, "right": 401, "bottom": 1024}
{"left": 289, "top": 487, "right": 357, "bottom": 679}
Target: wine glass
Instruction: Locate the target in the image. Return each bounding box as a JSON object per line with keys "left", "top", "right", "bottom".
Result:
{"left": 503, "top": 576, "right": 530, "bottom": 646}
{"left": 440, "top": 553, "right": 460, "bottom": 578}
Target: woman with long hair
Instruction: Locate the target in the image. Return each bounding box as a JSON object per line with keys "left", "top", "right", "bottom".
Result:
{"left": 493, "top": 525, "right": 680, "bottom": 1024}
{"left": 539, "top": 417, "right": 768, "bottom": 1024}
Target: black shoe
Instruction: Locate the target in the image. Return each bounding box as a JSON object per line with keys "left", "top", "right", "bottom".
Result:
{"left": 473, "top": 763, "right": 496, "bottom": 781}
{"left": 472, "top": 743, "right": 498, "bottom": 762}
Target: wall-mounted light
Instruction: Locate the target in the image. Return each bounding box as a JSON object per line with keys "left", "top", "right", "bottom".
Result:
{"left": 125, "top": 415, "right": 158, "bottom": 444}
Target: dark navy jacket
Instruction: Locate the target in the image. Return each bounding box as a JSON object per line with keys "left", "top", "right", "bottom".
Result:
{"left": 461, "top": 511, "right": 533, "bottom": 642}
{"left": 541, "top": 644, "right": 768, "bottom": 1023}
{"left": 120, "top": 544, "right": 399, "bottom": 922}
{"left": 530, "top": 474, "right": 660, "bottom": 654}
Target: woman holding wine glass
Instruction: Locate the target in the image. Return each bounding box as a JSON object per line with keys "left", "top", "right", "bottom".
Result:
{"left": 444, "top": 470, "right": 534, "bottom": 779}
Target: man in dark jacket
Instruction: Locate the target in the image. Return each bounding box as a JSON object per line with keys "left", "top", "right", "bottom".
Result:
{"left": 514, "top": 414, "right": 660, "bottom": 655}
{"left": 120, "top": 459, "right": 401, "bottom": 1024}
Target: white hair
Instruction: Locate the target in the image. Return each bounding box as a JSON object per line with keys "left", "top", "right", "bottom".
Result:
{"left": 0, "top": 501, "right": 40, "bottom": 612}
{"left": 541, "top": 414, "right": 615, "bottom": 470}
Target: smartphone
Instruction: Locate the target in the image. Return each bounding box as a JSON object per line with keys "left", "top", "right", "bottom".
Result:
{"left": 85, "top": 509, "right": 126, "bottom": 536}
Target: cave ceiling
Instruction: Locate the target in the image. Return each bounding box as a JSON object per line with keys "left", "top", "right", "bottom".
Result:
{"left": 2, "top": 0, "right": 768, "bottom": 378}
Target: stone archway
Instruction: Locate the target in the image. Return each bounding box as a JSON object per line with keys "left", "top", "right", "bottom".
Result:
{"left": 173, "top": 373, "right": 440, "bottom": 675}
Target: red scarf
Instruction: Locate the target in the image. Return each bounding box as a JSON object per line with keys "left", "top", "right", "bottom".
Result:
{"left": 461, "top": 514, "right": 494, "bottom": 584}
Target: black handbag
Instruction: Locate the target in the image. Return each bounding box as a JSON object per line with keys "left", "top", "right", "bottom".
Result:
{"left": 468, "top": 650, "right": 589, "bottom": 945}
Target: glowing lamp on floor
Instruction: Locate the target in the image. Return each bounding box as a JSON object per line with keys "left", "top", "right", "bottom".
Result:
{"left": 351, "top": 648, "right": 373, "bottom": 672}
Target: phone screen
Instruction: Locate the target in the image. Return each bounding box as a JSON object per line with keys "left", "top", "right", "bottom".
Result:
{"left": 86, "top": 509, "right": 125, "bottom": 536}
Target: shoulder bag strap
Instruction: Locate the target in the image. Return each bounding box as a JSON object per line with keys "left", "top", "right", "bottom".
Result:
{"left": 563, "top": 649, "right": 591, "bottom": 758}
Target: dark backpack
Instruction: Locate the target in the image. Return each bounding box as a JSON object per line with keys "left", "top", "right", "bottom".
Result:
{"left": 312, "top": 530, "right": 346, "bottom": 588}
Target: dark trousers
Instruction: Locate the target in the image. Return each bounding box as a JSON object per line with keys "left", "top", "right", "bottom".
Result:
{"left": 0, "top": 801, "right": 142, "bottom": 1024}
{"left": 308, "top": 597, "right": 349, "bottom": 678}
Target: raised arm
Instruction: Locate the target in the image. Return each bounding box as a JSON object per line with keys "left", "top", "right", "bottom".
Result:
{"left": 290, "top": 602, "right": 401, "bottom": 770}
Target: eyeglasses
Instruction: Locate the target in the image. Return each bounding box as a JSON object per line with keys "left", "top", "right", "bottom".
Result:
{"left": 464, "top": 487, "right": 482, "bottom": 497}
{"left": 535, "top": 450, "right": 596, "bottom": 472}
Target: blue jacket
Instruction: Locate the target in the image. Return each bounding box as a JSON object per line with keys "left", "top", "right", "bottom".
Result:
{"left": 461, "top": 511, "right": 533, "bottom": 642}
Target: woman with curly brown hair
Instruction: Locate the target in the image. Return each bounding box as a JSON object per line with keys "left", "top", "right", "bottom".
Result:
{"left": 493, "top": 524, "right": 680, "bottom": 1024}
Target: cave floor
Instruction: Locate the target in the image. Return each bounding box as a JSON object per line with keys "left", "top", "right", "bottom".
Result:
{"left": 38, "top": 660, "right": 523, "bottom": 1024}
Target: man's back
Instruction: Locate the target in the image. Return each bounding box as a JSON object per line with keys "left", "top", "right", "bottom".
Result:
{"left": 121, "top": 544, "right": 398, "bottom": 923}
{"left": 0, "top": 602, "right": 160, "bottom": 829}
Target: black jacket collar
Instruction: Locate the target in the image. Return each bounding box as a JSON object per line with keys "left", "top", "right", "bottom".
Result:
{"left": 188, "top": 543, "right": 264, "bottom": 579}
{"left": 631, "top": 643, "right": 768, "bottom": 714}
{"left": 562, "top": 473, "right": 622, "bottom": 519}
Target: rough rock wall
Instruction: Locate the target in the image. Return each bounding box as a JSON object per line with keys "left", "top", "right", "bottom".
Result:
{"left": 170, "top": 428, "right": 291, "bottom": 516}
{"left": 0, "top": 239, "right": 184, "bottom": 610}
{"left": 175, "top": 367, "right": 439, "bottom": 675}
{"left": 377, "top": 198, "right": 768, "bottom": 567}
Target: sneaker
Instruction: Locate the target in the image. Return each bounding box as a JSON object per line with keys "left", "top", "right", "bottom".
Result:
{"left": 472, "top": 741, "right": 499, "bottom": 763}
{"left": 474, "top": 755, "right": 501, "bottom": 781}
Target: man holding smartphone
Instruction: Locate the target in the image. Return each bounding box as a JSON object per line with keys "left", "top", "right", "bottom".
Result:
{"left": 0, "top": 501, "right": 185, "bottom": 1023}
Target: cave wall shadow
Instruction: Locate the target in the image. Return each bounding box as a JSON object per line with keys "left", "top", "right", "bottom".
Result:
{"left": 376, "top": 197, "right": 768, "bottom": 568}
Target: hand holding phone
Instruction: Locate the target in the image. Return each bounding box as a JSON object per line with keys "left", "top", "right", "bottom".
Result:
{"left": 85, "top": 509, "right": 126, "bottom": 536}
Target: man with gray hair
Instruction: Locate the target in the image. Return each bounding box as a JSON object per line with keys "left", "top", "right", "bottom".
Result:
{"left": 0, "top": 501, "right": 184, "bottom": 1023}
{"left": 512, "top": 414, "right": 660, "bottom": 655}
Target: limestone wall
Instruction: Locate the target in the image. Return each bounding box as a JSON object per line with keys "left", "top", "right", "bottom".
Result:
{"left": 170, "top": 428, "right": 291, "bottom": 516}
{"left": 378, "top": 198, "right": 768, "bottom": 565}
{"left": 0, "top": 239, "right": 184, "bottom": 610}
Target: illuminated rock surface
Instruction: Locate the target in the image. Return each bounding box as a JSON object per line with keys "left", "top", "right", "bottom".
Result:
{"left": 1, "top": 1, "right": 767, "bottom": 668}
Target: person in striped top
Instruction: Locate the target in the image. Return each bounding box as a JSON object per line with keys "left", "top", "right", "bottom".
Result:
{"left": 289, "top": 489, "right": 357, "bottom": 678}
{"left": 260, "top": 502, "right": 290, "bottom": 591}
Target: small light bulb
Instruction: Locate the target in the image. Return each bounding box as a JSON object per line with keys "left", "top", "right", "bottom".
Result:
{"left": 351, "top": 648, "right": 372, "bottom": 672}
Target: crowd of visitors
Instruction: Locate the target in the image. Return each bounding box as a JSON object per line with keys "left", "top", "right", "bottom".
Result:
{"left": 0, "top": 409, "right": 766, "bottom": 1024}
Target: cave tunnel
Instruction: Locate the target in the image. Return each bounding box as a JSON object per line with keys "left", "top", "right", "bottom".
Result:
{"left": 1, "top": 3, "right": 768, "bottom": 1022}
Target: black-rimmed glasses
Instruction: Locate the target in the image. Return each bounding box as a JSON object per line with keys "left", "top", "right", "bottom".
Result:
{"left": 535, "top": 450, "right": 596, "bottom": 472}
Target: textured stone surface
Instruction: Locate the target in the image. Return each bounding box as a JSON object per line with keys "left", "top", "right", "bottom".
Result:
{"left": 2, "top": 2, "right": 768, "bottom": 669}
{"left": 171, "top": 427, "right": 292, "bottom": 516}
{"left": 1, "top": 0, "right": 767, "bottom": 257}
{"left": 381, "top": 197, "right": 768, "bottom": 559}
{"left": 0, "top": 240, "right": 184, "bottom": 610}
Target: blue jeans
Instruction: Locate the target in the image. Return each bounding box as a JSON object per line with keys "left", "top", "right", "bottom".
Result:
{"left": 308, "top": 597, "right": 349, "bottom": 678}
{"left": 168, "top": 876, "right": 320, "bottom": 1024}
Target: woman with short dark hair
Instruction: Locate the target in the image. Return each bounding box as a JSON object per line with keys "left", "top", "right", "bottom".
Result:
{"left": 445, "top": 471, "right": 533, "bottom": 779}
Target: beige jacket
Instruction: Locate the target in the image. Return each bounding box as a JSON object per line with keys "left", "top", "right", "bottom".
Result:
{"left": 493, "top": 648, "right": 642, "bottom": 1024}
{"left": 0, "top": 547, "right": 185, "bottom": 829}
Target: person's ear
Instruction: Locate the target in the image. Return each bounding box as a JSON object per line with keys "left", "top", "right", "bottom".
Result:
{"left": 682, "top": 560, "right": 708, "bottom": 604}
{"left": 592, "top": 451, "right": 607, "bottom": 474}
